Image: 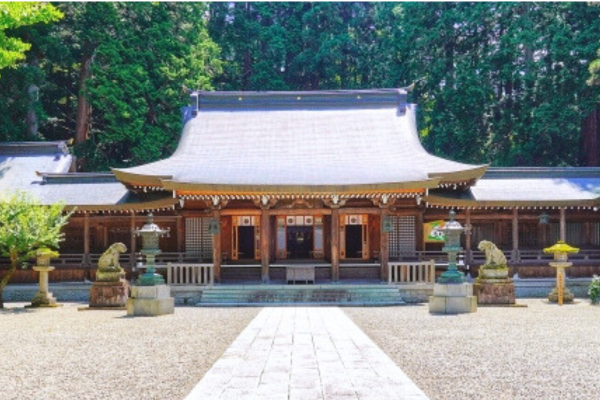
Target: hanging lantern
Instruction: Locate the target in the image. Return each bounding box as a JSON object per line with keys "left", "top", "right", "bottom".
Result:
{"left": 539, "top": 212, "right": 550, "bottom": 225}
{"left": 382, "top": 216, "right": 394, "bottom": 233}
{"left": 208, "top": 218, "right": 220, "bottom": 235}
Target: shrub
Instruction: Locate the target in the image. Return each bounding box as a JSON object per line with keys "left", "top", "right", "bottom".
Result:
{"left": 589, "top": 275, "right": 600, "bottom": 305}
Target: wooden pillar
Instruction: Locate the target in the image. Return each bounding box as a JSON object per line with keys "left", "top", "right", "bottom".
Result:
{"left": 416, "top": 210, "right": 424, "bottom": 251}
{"left": 260, "top": 208, "right": 270, "bottom": 283}
{"left": 465, "top": 208, "right": 472, "bottom": 266}
{"left": 212, "top": 210, "right": 222, "bottom": 283}
{"left": 176, "top": 215, "right": 185, "bottom": 253}
{"left": 379, "top": 208, "right": 389, "bottom": 282}
{"left": 331, "top": 208, "right": 340, "bottom": 282}
{"left": 130, "top": 211, "right": 136, "bottom": 268}
{"left": 83, "top": 213, "right": 90, "bottom": 267}
{"left": 559, "top": 207, "right": 566, "bottom": 242}
{"left": 512, "top": 208, "right": 519, "bottom": 263}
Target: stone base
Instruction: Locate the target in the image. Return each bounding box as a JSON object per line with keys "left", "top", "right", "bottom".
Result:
{"left": 127, "top": 284, "right": 174, "bottom": 316}
{"left": 548, "top": 287, "right": 575, "bottom": 303}
{"left": 474, "top": 278, "right": 515, "bottom": 305}
{"left": 90, "top": 280, "right": 129, "bottom": 308}
{"left": 126, "top": 298, "right": 174, "bottom": 316}
{"left": 429, "top": 283, "right": 477, "bottom": 314}
{"left": 28, "top": 291, "right": 60, "bottom": 308}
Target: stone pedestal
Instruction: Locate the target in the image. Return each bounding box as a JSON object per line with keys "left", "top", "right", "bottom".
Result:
{"left": 548, "top": 286, "right": 574, "bottom": 304}
{"left": 90, "top": 280, "right": 129, "bottom": 308}
{"left": 429, "top": 282, "right": 477, "bottom": 314}
{"left": 29, "top": 266, "right": 60, "bottom": 308}
{"left": 474, "top": 268, "right": 515, "bottom": 305}
{"left": 474, "top": 278, "right": 515, "bottom": 305}
{"left": 127, "top": 285, "right": 174, "bottom": 316}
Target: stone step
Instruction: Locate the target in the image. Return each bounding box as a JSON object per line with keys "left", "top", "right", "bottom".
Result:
{"left": 196, "top": 284, "right": 406, "bottom": 306}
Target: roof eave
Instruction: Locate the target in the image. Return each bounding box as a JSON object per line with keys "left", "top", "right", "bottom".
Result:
{"left": 162, "top": 178, "right": 440, "bottom": 195}
{"left": 428, "top": 164, "right": 489, "bottom": 183}
{"left": 112, "top": 168, "right": 172, "bottom": 187}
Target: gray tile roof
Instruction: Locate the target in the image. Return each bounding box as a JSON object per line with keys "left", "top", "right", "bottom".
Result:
{"left": 115, "top": 89, "right": 486, "bottom": 190}
{"left": 0, "top": 142, "right": 175, "bottom": 210}
{"left": 428, "top": 167, "right": 600, "bottom": 206}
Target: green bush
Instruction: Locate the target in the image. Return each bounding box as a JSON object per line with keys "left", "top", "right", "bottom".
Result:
{"left": 589, "top": 275, "right": 600, "bottom": 304}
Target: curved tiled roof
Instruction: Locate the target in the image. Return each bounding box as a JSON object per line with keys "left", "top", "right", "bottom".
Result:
{"left": 113, "top": 89, "right": 487, "bottom": 194}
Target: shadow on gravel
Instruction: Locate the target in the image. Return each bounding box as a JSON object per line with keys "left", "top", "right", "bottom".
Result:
{"left": 0, "top": 306, "right": 37, "bottom": 314}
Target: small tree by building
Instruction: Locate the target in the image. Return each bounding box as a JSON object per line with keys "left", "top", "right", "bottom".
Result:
{"left": 0, "top": 192, "right": 73, "bottom": 308}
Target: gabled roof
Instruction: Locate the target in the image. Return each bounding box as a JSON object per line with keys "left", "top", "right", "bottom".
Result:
{"left": 113, "top": 89, "right": 487, "bottom": 194}
{"left": 426, "top": 167, "right": 600, "bottom": 208}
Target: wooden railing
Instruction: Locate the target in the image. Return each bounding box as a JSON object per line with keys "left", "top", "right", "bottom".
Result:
{"left": 388, "top": 260, "right": 436, "bottom": 284}
{"left": 167, "top": 263, "right": 213, "bottom": 286}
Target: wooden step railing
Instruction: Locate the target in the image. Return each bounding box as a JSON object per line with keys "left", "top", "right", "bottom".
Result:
{"left": 167, "top": 263, "right": 213, "bottom": 286}
{"left": 388, "top": 260, "right": 435, "bottom": 284}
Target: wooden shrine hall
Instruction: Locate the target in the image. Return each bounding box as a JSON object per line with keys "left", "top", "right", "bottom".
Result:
{"left": 2, "top": 89, "right": 600, "bottom": 285}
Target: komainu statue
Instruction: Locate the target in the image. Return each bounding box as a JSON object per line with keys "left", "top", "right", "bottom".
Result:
{"left": 96, "top": 242, "right": 128, "bottom": 282}
{"left": 477, "top": 240, "right": 507, "bottom": 268}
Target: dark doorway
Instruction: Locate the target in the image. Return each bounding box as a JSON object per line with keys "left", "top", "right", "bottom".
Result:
{"left": 238, "top": 226, "right": 255, "bottom": 259}
{"left": 287, "top": 226, "right": 313, "bottom": 259}
{"left": 345, "top": 225, "right": 363, "bottom": 258}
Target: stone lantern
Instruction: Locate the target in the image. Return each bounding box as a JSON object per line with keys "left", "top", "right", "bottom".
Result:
{"left": 429, "top": 210, "right": 477, "bottom": 314}
{"left": 29, "top": 248, "right": 60, "bottom": 308}
{"left": 133, "top": 213, "right": 170, "bottom": 286}
{"left": 544, "top": 240, "right": 579, "bottom": 305}
{"left": 437, "top": 210, "right": 467, "bottom": 284}
{"left": 127, "top": 213, "right": 174, "bottom": 316}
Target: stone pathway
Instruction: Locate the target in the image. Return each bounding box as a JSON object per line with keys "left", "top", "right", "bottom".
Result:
{"left": 185, "top": 307, "right": 429, "bottom": 400}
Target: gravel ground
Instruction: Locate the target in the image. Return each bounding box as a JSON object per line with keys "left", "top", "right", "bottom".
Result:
{"left": 345, "top": 300, "right": 600, "bottom": 400}
{"left": 0, "top": 303, "right": 260, "bottom": 400}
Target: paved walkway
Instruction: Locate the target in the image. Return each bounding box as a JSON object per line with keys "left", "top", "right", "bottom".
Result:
{"left": 185, "top": 307, "right": 429, "bottom": 400}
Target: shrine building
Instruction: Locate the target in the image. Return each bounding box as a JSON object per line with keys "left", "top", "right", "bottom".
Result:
{"left": 2, "top": 89, "right": 600, "bottom": 285}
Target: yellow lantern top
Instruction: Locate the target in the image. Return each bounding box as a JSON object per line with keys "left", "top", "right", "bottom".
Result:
{"left": 543, "top": 240, "right": 579, "bottom": 254}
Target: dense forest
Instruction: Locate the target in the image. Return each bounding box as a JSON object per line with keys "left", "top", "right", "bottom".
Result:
{"left": 1, "top": 2, "right": 600, "bottom": 171}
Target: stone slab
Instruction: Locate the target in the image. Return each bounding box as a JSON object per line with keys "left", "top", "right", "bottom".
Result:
{"left": 185, "top": 308, "right": 430, "bottom": 400}
{"left": 432, "top": 282, "right": 473, "bottom": 297}
{"left": 429, "top": 295, "right": 477, "bottom": 314}
{"left": 126, "top": 297, "right": 174, "bottom": 316}
{"left": 131, "top": 284, "right": 171, "bottom": 299}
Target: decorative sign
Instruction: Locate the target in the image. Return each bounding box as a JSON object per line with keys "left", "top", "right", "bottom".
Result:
{"left": 424, "top": 220, "right": 446, "bottom": 243}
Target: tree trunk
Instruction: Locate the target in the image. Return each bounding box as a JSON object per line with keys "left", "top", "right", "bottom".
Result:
{"left": 75, "top": 52, "right": 93, "bottom": 170}
{"left": 0, "top": 254, "right": 19, "bottom": 309}
{"left": 582, "top": 106, "right": 598, "bottom": 166}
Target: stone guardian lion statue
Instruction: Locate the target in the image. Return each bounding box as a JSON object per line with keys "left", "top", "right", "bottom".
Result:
{"left": 477, "top": 240, "right": 507, "bottom": 267}
{"left": 96, "top": 242, "right": 128, "bottom": 282}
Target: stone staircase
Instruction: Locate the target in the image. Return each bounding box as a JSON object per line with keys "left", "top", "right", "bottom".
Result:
{"left": 195, "top": 284, "right": 406, "bottom": 307}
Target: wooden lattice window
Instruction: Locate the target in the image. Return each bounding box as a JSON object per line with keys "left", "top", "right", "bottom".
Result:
{"left": 185, "top": 218, "right": 212, "bottom": 260}
{"left": 389, "top": 216, "right": 416, "bottom": 259}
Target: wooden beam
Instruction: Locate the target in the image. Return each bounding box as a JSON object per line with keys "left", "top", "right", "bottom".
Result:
{"left": 260, "top": 208, "right": 270, "bottom": 283}
{"left": 269, "top": 208, "right": 332, "bottom": 216}
{"left": 212, "top": 210, "right": 222, "bottom": 283}
{"left": 221, "top": 209, "right": 262, "bottom": 216}
{"left": 338, "top": 207, "right": 382, "bottom": 215}
{"left": 331, "top": 208, "right": 340, "bottom": 282}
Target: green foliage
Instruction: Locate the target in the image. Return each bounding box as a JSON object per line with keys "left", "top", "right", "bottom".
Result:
{"left": 0, "top": 2, "right": 599, "bottom": 169}
{"left": 0, "top": 191, "right": 71, "bottom": 262}
{"left": 0, "top": 191, "right": 73, "bottom": 306}
{"left": 0, "top": 2, "right": 62, "bottom": 74}
{"left": 589, "top": 275, "right": 600, "bottom": 304}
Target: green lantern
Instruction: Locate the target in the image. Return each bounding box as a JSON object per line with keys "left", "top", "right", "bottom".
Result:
{"left": 133, "top": 213, "right": 170, "bottom": 286}
{"left": 437, "top": 210, "right": 468, "bottom": 284}
{"left": 382, "top": 216, "right": 394, "bottom": 233}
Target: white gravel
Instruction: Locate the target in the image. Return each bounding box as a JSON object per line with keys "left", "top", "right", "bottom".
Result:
{"left": 0, "top": 303, "right": 260, "bottom": 400}
{"left": 345, "top": 300, "right": 600, "bottom": 400}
